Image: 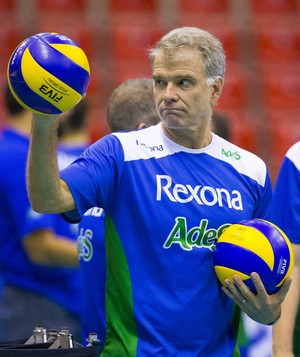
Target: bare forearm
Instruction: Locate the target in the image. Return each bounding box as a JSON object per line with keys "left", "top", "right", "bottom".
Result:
{"left": 23, "top": 229, "right": 79, "bottom": 267}
{"left": 272, "top": 281, "right": 299, "bottom": 356}
{"left": 27, "top": 114, "right": 75, "bottom": 213}
{"left": 273, "top": 244, "right": 300, "bottom": 356}
{"left": 45, "top": 237, "right": 79, "bottom": 267}
{"left": 34, "top": 238, "right": 79, "bottom": 268}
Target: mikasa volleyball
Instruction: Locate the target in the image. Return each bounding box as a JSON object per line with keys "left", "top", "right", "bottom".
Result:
{"left": 7, "top": 32, "right": 90, "bottom": 115}
{"left": 214, "top": 218, "right": 294, "bottom": 294}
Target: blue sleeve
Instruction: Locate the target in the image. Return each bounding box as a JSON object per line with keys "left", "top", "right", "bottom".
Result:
{"left": 271, "top": 157, "right": 300, "bottom": 243}
{"left": 60, "top": 134, "right": 124, "bottom": 222}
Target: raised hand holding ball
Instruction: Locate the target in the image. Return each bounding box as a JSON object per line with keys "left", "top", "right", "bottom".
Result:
{"left": 7, "top": 32, "right": 90, "bottom": 115}
{"left": 214, "top": 219, "right": 294, "bottom": 294}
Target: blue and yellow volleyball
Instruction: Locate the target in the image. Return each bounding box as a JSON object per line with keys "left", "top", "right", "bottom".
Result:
{"left": 214, "top": 219, "right": 294, "bottom": 294}
{"left": 7, "top": 32, "right": 90, "bottom": 115}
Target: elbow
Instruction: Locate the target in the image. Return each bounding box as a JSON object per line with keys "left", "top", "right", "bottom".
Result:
{"left": 29, "top": 195, "right": 61, "bottom": 214}
{"left": 30, "top": 202, "right": 46, "bottom": 214}
{"left": 27, "top": 179, "right": 72, "bottom": 214}
{"left": 28, "top": 195, "right": 48, "bottom": 213}
{"left": 27, "top": 188, "right": 50, "bottom": 213}
{"left": 27, "top": 183, "right": 59, "bottom": 213}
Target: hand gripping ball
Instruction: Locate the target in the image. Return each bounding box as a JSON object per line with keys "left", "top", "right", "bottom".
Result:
{"left": 214, "top": 219, "right": 294, "bottom": 294}
{"left": 7, "top": 32, "right": 90, "bottom": 115}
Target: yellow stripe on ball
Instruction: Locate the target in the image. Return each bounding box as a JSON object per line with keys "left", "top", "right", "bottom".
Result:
{"left": 218, "top": 224, "right": 275, "bottom": 270}
{"left": 21, "top": 47, "right": 82, "bottom": 113}
{"left": 214, "top": 266, "right": 250, "bottom": 286}
{"left": 51, "top": 44, "right": 90, "bottom": 73}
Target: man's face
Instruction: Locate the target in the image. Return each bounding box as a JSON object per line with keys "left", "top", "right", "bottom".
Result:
{"left": 152, "top": 47, "right": 216, "bottom": 130}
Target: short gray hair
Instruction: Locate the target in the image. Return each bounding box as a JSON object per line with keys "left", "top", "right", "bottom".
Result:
{"left": 149, "top": 27, "right": 226, "bottom": 79}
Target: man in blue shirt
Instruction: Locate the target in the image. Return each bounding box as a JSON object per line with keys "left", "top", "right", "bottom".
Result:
{"left": 271, "top": 142, "right": 300, "bottom": 357}
{"left": 78, "top": 78, "right": 160, "bottom": 346}
{"left": 27, "top": 27, "right": 290, "bottom": 356}
{"left": 0, "top": 86, "right": 89, "bottom": 341}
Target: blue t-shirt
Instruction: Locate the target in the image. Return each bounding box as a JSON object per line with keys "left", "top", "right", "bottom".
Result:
{"left": 271, "top": 141, "right": 300, "bottom": 243}
{"left": 20, "top": 143, "right": 87, "bottom": 315}
{"left": 77, "top": 207, "right": 106, "bottom": 345}
{"left": 60, "top": 123, "right": 272, "bottom": 357}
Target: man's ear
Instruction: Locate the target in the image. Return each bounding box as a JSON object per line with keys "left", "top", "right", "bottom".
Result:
{"left": 211, "top": 76, "right": 224, "bottom": 107}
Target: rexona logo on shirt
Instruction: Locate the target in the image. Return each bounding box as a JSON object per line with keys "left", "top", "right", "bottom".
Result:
{"left": 156, "top": 175, "right": 243, "bottom": 210}
{"left": 136, "top": 139, "right": 163, "bottom": 152}
{"left": 163, "top": 217, "right": 230, "bottom": 251}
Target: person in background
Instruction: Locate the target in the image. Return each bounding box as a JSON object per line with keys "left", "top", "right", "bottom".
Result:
{"left": 211, "top": 111, "right": 273, "bottom": 357}
{"left": 20, "top": 98, "right": 91, "bottom": 342}
{"left": 0, "top": 85, "right": 89, "bottom": 341}
{"left": 212, "top": 111, "right": 273, "bottom": 357}
{"left": 27, "top": 27, "right": 290, "bottom": 356}
{"left": 271, "top": 141, "right": 300, "bottom": 357}
{"left": 211, "top": 112, "right": 231, "bottom": 141}
{"left": 106, "top": 78, "right": 161, "bottom": 132}
{"left": 0, "top": 85, "right": 32, "bottom": 341}
{"left": 78, "top": 78, "right": 160, "bottom": 346}
{"left": 57, "top": 98, "right": 90, "bottom": 168}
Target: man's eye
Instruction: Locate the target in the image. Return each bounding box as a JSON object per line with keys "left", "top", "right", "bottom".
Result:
{"left": 154, "top": 80, "right": 165, "bottom": 87}
{"left": 178, "top": 79, "right": 191, "bottom": 86}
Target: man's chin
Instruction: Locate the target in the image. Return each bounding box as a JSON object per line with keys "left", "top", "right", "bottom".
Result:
{"left": 162, "top": 118, "right": 183, "bottom": 130}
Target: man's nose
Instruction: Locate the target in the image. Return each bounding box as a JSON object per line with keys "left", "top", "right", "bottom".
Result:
{"left": 163, "top": 83, "right": 178, "bottom": 102}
